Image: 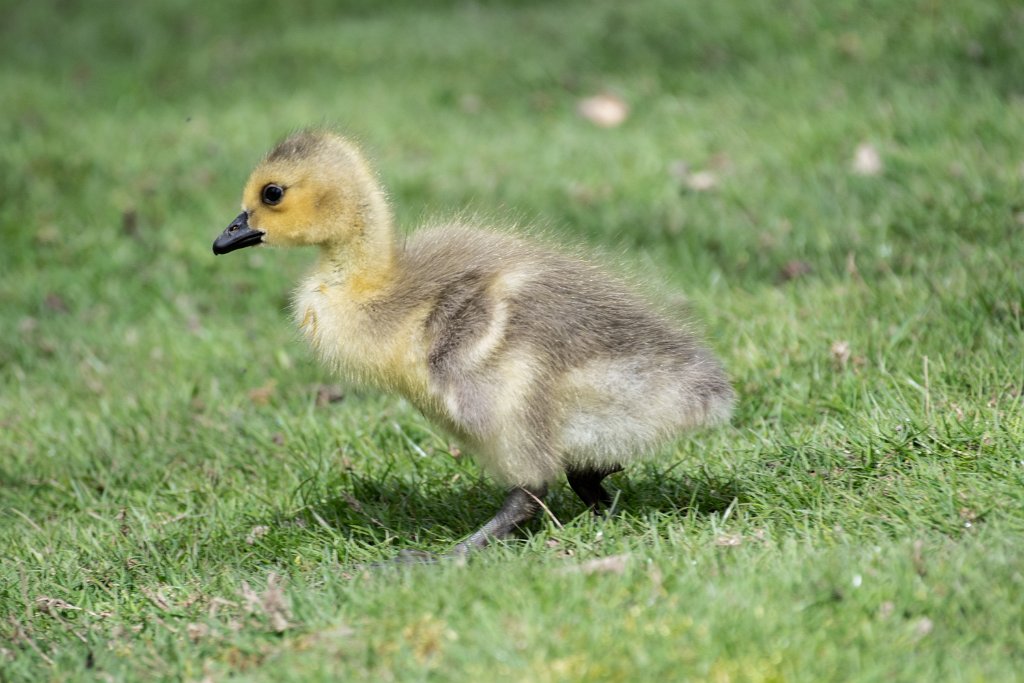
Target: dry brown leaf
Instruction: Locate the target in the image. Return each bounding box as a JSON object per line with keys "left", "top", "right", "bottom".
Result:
{"left": 207, "top": 596, "right": 238, "bottom": 619}
{"left": 686, "top": 170, "right": 718, "bottom": 192}
{"left": 669, "top": 160, "right": 720, "bottom": 192}
{"left": 577, "top": 93, "right": 629, "bottom": 128}
{"left": 459, "top": 93, "right": 481, "bottom": 114}
{"left": 566, "top": 181, "right": 612, "bottom": 206}
{"left": 35, "top": 225, "right": 60, "bottom": 246}
{"left": 714, "top": 533, "right": 743, "bottom": 547}
{"left": 565, "top": 553, "right": 630, "bottom": 575}
{"left": 44, "top": 293, "right": 69, "bottom": 314}
{"left": 248, "top": 380, "right": 277, "bottom": 406}
{"left": 852, "top": 142, "right": 883, "bottom": 176}
{"left": 139, "top": 586, "right": 171, "bottom": 611}
{"left": 913, "top": 616, "right": 934, "bottom": 638}
{"left": 779, "top": 260, "right": 813, "bottom": 282}
{"left": 845, "top": 251, "right": 861, "bottom": 280}
{"left": 668, "top": 160, "right": 690, "bottom": 181}
{"left": 240, "top": 573, "right": 291, "bottom": 633}
{"left": 830, "top": 340, "right": 851, "bottom": 369}
{"left": 315, "top": 384, "right": 345, "bottom": 406}
{"left": 708, "top": 152, "right": 733, "bottom": 171}
{"left": 122, "top": 210, "right": 139, "bottom": 238}
{"left": 186, "top": 622, "right": 210, "bottom": 643}
{"left": 35, "top": 597, "right": 82, "bottom": 614}
{"left": 245, "top": 525, "right": 270, "bottom": 545}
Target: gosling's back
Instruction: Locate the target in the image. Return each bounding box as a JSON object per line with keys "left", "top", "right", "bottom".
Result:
{"left": 364, "top": 225, "right": 734, "bottom": 486}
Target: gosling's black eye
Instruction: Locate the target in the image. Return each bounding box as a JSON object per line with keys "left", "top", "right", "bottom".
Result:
{"left": 261, "top": 184, "right": 285, "bottom": 206}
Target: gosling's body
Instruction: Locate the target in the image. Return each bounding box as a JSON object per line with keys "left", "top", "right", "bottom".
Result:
{"left": 213, "top": 130, "right": 733, "bottom": 554}
{"left": 296, "top": 226, "right": 731, "bottom": 488}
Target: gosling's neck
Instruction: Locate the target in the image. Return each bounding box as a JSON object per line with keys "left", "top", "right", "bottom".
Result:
{"left": 316, "top": 188, "right": 398, "bottom": 296}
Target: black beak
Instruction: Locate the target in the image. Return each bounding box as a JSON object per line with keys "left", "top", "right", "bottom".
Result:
{"left": 213, "top": 212, "right": 264, "bottom": 255}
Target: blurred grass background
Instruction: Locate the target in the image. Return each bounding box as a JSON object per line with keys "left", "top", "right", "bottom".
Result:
{"left": 1, "top": 0, "right": 1023, "bottom": 680}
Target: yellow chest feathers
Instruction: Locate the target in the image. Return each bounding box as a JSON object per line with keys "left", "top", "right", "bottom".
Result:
{"left": 293, "top": 279, "right": 432, "bottom": 401}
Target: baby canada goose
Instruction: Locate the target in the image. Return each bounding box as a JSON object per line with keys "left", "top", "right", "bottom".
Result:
{"left": 213, "top": 130, "right": 734, "bottom": 555}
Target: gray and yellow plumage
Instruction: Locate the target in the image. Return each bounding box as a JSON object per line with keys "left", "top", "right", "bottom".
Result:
{"left": 213, "top": 130, "right": 733, "bottom": 555}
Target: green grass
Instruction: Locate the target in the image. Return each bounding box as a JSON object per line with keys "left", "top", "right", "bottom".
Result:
{"left": 2, "top": 0, "right": 1024, "bottom": 680}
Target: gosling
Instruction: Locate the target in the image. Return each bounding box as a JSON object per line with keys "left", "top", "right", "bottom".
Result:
{"left": 212, "top": 130, "right": 734, "bottom": 555}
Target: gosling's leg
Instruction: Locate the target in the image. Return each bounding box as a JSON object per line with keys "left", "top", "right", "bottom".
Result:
{"left": 387, "top": 485, "right": 548, "bottom": 565}
{"left": 566, "top": 465, "right": 623, "bottom": 511}
{"left": 451, "top": 484, "right": 548, "bottom": 555}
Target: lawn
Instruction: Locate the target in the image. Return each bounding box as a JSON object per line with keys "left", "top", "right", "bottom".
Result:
{"left": 2, "top": 0, "right": 1023, "bottom": 680}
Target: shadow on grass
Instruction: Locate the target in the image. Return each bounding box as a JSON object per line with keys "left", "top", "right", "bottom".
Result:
{"left": 275, "top": 464, "right": 748, "bottom": 554}
{"left": 610, "top": 466, "right": 746, "bottom": 517}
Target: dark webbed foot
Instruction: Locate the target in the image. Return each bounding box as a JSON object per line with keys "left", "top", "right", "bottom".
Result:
{"left": 451, "top": 484, "right": 548, "bottom": 555}
{"left": 566, "top": 464, "right": 623, "bottom": 511}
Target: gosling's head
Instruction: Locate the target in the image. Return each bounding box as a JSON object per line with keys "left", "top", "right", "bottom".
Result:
{"left": 213, "top": 130, "right": 388, "bottom": 255}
